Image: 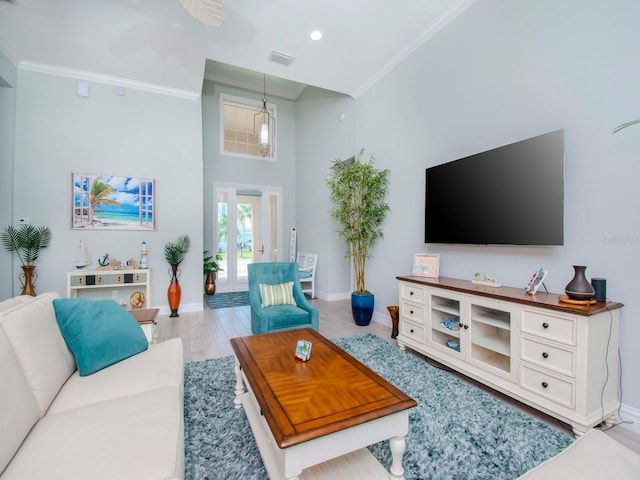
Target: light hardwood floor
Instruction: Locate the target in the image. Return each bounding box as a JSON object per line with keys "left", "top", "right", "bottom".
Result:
{"left": 156, "top": 298, "right": 640, "bottom": 453}
{"left": 156, "top": 298, "right": 393, "bottom": 363}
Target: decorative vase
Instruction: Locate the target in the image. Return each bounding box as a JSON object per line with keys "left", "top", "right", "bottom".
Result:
{"left": 167, "top": 264, "right": 182, "bottom": 317}
{"left": 565, "top": 265, "right": 595, "bottom": 300}
{"left": 204, "top": 272, "right": 216, "bottom": 296}
{"left": 19, "top": 265, "right": 37, "bottom": 296}
{"left": 351, "top": 292, "right": 374, "bottom": 326}
{"left": 387, "top": 305, "right": 399, "bottom": 339}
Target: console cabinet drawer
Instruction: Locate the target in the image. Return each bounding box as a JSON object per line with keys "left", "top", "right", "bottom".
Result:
{"left": 400, "top": 283, "right": 425, "bottom": 303}
{"left": 521, "top": 337, "right": 575, "bottom": 377}
{"left": 521, "top": 309, "right": 576, "bottom": 346}
{"left": 399, "top": 321, "right": 425, "bottom": 344}
{"left": 520, "top": 364, "right": 575, "bottom": 409}
{"left": 400, "top": 302, "right": 425, "bottom": 324}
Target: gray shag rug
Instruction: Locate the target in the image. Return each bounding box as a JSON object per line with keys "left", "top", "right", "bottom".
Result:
{"left": 184, "top": 334, "right": 573, "bottom": 479}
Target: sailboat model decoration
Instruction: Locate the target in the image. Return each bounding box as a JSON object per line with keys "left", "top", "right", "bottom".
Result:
{"left": 74, "top": 237, "right": 92, "bottom": 269}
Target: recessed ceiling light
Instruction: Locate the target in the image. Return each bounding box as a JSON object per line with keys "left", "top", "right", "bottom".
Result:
{"left": 310, "top": 30, "right": 323, "bottom": 41}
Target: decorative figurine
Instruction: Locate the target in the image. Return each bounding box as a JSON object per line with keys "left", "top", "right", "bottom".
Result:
{"left": 98, "top": 253, "right": 110, "bottom": 267}
{"left": 140, "top": 240, "right": 148, "bottom": 269}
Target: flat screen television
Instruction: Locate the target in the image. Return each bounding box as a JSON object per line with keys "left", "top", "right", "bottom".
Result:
{"left": 425, "top": 129, "right": 564, "bottom": 245}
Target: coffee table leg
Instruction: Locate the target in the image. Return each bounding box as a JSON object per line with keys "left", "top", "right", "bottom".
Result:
{"left": 233, "top": 355, "right": 245, "bottom": 409}
{"left": 389, "top": 435, "right": 407, "bottom": 479}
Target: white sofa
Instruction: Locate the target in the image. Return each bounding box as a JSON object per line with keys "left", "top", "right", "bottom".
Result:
{"left": 0, "top": 292, "right": 184, "bottom": 480}
{"left": 518, "top": 428, "right": 640, "bottom": 479}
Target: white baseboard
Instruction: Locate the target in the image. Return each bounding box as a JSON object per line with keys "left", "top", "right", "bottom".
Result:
{"left": 619, "top": 404, "right": 640, "bottom": 433}
{"left": 157, "top": 302, "right": 203, "bottom": 316}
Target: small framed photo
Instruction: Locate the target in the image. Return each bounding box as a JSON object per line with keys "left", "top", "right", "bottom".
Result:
{"left": 413, "top": 253, "right": 440, "bottom": 278}
{"left": 525, "top": 267, "right": 548, "bottom": 295}
{"left": 294, "top": 340, "right": 312, "bottom": 361}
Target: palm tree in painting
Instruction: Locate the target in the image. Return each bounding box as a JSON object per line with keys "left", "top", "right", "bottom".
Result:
{"left": 88, "top": 178, "right": 120, "bottom": 226}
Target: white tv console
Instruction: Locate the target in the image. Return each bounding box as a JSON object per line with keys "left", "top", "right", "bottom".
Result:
{"left": 396, "top": 275, "right": 623, "bottom": 436}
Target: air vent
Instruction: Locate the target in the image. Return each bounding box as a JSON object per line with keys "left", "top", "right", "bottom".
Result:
{"left": 268, "top": 51, "right": 295, "bottom": 67}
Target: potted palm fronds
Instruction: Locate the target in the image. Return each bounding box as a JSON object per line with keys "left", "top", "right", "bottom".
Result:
{"left": 203, "top": 250, "right": 222, "bottom": 295}
{"left": 1, "top": 224, "right": 52, "bottom": 296}
{"left": 327, "top": 148, "right": 390, "bottom": 326}
{"left": 612, "top": 119, "right": 640, "bottom": 133}
{"left": 164, "top": 234, "right": 190, "bottom": 317}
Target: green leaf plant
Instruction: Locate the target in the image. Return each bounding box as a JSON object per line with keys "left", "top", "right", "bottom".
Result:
{"left": 612, "top": 119, "right": 640, "bottom": 134}
{"left": 164, "top": 234, "right": 191, "bottom": 267}
{"left": 327, "top": 148, "right": 390, "bottom": 294}
{"left": 1, "top": 224, "right": 52, "bottom": 267}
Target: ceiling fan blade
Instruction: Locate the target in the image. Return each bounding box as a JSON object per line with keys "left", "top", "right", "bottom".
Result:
{"left": 177, "top": 0, "right": 223, "bottom": 27}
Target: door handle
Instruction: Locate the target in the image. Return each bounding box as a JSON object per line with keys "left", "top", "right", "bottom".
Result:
{"left": 259, "top": 245, "right": 264, "bottom": 254}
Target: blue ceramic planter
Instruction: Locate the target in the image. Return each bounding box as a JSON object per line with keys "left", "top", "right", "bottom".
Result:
{"left": 351, "top": 292, "right": 374, "bottom": 326}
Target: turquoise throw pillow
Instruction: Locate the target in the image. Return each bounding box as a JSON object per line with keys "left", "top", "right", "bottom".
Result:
{"left": 53, "top": 298, "right": 148, "bottom": 376}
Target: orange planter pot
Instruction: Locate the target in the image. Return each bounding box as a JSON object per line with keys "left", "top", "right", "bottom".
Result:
{"left": 167, "top": 264, "right": 182, "bottom": 317}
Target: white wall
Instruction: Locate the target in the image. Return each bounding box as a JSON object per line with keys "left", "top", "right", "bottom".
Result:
{"left": 0, "top": 51, "right": 17, "bottom": 301}
{"left": 12, "top": 69, "right": 203, "bottom": 312}
{"left": 295, "top": 86, "right": 356, "bottom": 300}
{"left": 347, "top": 0, "right": 640, "bottom": 411}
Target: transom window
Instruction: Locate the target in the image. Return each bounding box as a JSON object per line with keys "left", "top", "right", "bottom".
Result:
{"left": 221, "top": 94, "right": 276, "bottom": 160}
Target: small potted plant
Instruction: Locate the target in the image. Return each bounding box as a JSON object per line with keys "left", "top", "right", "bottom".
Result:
{"left": 164, "top": 234, "right": 190, "bottom": 317}
{"left": 1, "top": 224, "right": 52, "bottom": 296}
{"left": 203, "top": 250, "right": 222, "bottom": 295}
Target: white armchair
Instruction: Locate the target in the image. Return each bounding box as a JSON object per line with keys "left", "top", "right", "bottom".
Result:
{"left": 296, "top": 252, "right": 317, "bottom": 299}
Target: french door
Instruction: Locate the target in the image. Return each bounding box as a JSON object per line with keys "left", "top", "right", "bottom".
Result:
{"left": 212, "top": 183, "right": 282, "bottom": 292}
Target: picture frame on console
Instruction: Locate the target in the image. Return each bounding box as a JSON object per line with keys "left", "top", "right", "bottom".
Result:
{"left": 413, "top": 253, "right": 439, "bottom": 278}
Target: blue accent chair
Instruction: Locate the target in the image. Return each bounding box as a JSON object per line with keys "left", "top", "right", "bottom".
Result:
{"left": 248, "top": 262, "right": 319, "bottom": 335}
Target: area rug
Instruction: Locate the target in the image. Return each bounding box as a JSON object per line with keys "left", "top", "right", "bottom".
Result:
{"left": 184, "top": 334, "right": 574, "bottom": 480}
{"left": 204, "top": 291, "right": 250, "bottom": 309}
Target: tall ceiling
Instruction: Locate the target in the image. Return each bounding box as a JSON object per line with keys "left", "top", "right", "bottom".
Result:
{"left": 0, "top": 0, "right": 476, "bottom": 99}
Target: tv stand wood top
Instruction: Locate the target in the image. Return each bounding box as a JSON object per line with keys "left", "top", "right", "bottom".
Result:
{"left": 396, "top": 275, "right": 623, "bottom": 316}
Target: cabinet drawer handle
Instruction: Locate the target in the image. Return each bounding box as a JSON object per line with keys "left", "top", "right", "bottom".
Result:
{"left": 410, "top": 291, "right": 414, "bottom": 296}
{"left": 542, "top": 352, "right": 549, "bottom": 359}
{"left": 542, "top": 322, "right": 549, "bottom": 329}
{"left": 410, "top": 328, "right": 415, "bottom": 333}
{"left": 541, "top": 381, "right": 549, "bottom": 389}
{"left": 410, "top": 310, "right": 414, "bottom": 315}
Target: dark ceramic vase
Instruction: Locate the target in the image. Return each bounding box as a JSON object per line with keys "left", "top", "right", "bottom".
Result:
{"left": 204, "top": 272, "right": 216, "bottom": 296}
{"left": 565, "top": 265, "right": 595, "bottom": 300}
{"left": 351, "top": 292, "right": 374, "bottom": 326}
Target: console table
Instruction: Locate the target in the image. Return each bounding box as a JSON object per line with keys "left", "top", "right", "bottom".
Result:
{"left": 66, "top": 269, "right": 151, "bottom": 308}
{"left": 396, "top": 275, "right": 623, "bottom": 436}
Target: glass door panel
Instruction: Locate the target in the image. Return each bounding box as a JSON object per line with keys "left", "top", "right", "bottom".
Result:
{"left": 213, "top": 183, "right": 281, "bottom": 292}
{"left": 429, "top": 294, "right": 463, "bottom": 357}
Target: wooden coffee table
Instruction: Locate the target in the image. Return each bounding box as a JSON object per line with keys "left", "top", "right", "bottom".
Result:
{"left": 231, "top": 328, "right": 416, "bottom": 480}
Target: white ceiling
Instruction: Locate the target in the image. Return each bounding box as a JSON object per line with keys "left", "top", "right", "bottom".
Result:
{"left": 0, "top": 0, "right": 476, "bottom": 99}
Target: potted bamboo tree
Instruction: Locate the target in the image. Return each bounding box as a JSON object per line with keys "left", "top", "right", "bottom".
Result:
{"left": 1, "top": 224, "right": 52, "bottom": 296}
{"left": 327, "top": 149, "right": 390, "bottom": 326}
{"left": 164, "top": 234, "right": 190, "bottom": 317}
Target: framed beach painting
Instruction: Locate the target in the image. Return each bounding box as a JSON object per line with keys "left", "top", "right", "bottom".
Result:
{"left": 71, "top": 173, "right": 157, "bottom": 230}
{"left": 412, "top": 253, "right": 439, "bottom": 278}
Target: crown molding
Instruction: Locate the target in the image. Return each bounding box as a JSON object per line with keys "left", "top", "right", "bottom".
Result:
{"left": 351, "top": 0, "right": 477, "bottom": 99}
{"left": 18, "top": 61, "right": 201, "bottom": 100}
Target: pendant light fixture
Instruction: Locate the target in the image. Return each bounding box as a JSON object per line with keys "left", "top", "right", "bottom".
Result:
{"left": 254, "top": 74, "right": 275, "bottom": 157}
